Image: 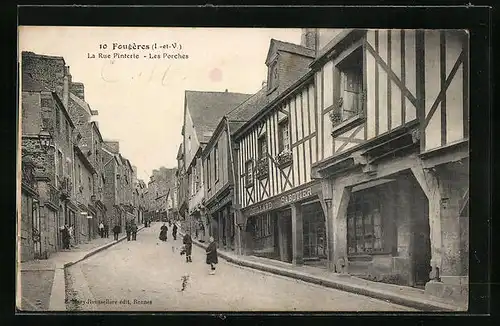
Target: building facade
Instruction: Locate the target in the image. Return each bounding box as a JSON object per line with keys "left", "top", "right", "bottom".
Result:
{"left": 180, "top": 90, "right": 252, "bottom": 242}
{"left": 202, "top": 88, "right": 268, "bottom": 253}
{"left": 20, "top": 52, "right": 83, "bottom": 258}
{"left": 233, "top": 38, "right": 324, "bottom": 266}
{"left": 19, "top": 51, "right": 142, "bottom": 262}
{"left": 102, "top": 142, "right": 125, "bottom": 231}
{"left": 73, "top": 145, "right": 97, "bottom": 243}
{"left": 307, "top": 29, "right": 469, "bottom": 304}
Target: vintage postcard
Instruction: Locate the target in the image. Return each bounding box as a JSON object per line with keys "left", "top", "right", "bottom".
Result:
{"left": 17, "top": 26, "right": 469, "bottom": 312}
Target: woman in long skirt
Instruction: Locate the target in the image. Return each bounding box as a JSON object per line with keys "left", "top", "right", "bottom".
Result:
{"left": 206, "top": 236, "right": 218, "bottom": 275}
{"left": 159, "top": 223, "right": 168, "bottom": 241}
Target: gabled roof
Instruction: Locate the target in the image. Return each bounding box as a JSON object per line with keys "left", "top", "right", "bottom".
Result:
{"left": 265, "top": 39, "right": 315, "bottom": 65}
{"left": 185, "top": 90, "right": 252, "bottom": 143}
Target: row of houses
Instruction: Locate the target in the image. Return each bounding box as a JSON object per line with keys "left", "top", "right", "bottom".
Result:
{"left": 145, "top": 167, "right": 178, "bottom": 222}
{"left": 19, "top": 51, "right": 147, "bottom": 262}
{"left": 176, "top": 29, "right": 469, "bottom": 304}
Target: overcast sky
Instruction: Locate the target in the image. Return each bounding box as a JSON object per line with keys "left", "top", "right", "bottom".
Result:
{"left": 19, "top": 26, "right": 302, "bottom": 182}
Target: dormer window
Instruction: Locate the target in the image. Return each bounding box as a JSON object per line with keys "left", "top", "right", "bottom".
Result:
{"left": 268, "top": 60, "right": 279, "bottom": 92}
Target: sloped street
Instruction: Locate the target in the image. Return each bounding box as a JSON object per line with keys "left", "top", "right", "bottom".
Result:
{"left": 65, "top": 222, "right": 416, "bottom": 312}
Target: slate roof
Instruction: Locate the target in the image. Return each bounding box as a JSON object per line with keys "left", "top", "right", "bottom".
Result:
{"left": 185, "top": 90, "right": 252, "bottom": 143}
{"left": 266, "top": 39, "right": 315, "bottom": 64}
{"left": 69, "top": 92, "right": 92, "bottom": 116}
{"left": 226, "top": 86, "right": 268, "bottom": 134}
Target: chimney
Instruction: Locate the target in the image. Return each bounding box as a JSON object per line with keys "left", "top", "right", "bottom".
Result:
{"left": 71, "top": 82, "right": 85, "bottom": 101}
{"left": 225, "top": 89, "right": 228, "bottom": 92}
{"left": 262, "top": 80, "right": 267, "bottom": 88}
{"left": 300, "top": 28, "right": 317, "bottom": 51}
{"left": 63, "top": 77, "right": 69, "bottom": 108}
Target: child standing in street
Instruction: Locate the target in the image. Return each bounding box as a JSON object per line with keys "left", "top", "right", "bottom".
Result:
{"left": 206, "top": 236, "right": 218, "bottom": 275}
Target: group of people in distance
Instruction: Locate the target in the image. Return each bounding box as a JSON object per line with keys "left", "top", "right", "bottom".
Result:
{"left": 159, "top": 221, "right": 218, "bottom": 275}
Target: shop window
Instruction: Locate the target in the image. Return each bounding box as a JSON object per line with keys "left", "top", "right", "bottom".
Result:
{"left": 347, "top": 192, "right": 383, "bottom": 255}
{"left": 255, "top": 214, "right": 272, "bottom": 239}
{"left": 303, "top": 203, "right": 327, "bottom": 259}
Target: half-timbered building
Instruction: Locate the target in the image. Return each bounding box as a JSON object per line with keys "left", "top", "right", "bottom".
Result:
{"left": 233, "top": 36, "right": 329, "bottom": 266}
{"left": 309, "top": 29, "right": 469, "bottom": 304}
{"left": 181, "top": 90, "right": 251, "bottom": 241}
{"left": 202, "top": 87, "right": 268, "bottom": 253}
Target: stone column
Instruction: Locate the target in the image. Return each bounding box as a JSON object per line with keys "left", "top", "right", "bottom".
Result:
{"left": 291, "top": 203, "right": 303, "bottom": 266}
{"left": 411, "top": 165, "right": 443, "bottom": 279}
{"left": 225, "top": 207, "right": 231, "bottom": 249}
{"left": 320, "top": 179, "right": 334, "bottom": 272}
{"left": 331, "top": 181, "right": 351, "bottom": 274}
{"left": 396, "top": 177, "right": 414, "bottom": 286}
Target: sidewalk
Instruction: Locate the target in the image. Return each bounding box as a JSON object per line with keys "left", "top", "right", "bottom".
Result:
{"left": 177, "top": 225, "right": 466, "bottom": 312}
{"left": 18, "top": 226, "right": 145, "bottom": 311}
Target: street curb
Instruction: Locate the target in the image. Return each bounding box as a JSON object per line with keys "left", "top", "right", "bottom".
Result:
{"left": 178, "top": 229, "right": 463, "bottom": 312}
{"left": 48, "top": 226, "right": 146, "bottom": 311}
{"left": 63, "top": 226, "right": 146, "bottom": 268}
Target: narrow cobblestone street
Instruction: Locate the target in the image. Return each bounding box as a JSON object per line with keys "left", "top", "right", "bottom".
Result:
{"left": 65, "top": 222, "right": 416, "bottom": 311}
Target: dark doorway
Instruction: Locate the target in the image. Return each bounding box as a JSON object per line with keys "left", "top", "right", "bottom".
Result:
{"left": 273, "top": 213, "right": 280, "bottom": 257}
{"left": 282, "top": 213, "right": 293, "bottom": 263}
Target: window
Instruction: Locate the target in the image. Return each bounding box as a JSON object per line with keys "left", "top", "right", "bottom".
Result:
{"left": 89, "top": 176, "right": 92, "bottom": 194}
{"left": 347, "top": 192, "right": 383, "bottom": 255}
{"left": 57, "top": 150, "right": 63, "bottom": 179}
{"left": 245, "top": 160, "right": 253, "bottom": 186}
{"left": 214, "top": 144, "right": 218, "bottom": 181}
{"left": 268, "top": 61, "right": 279, "bottom": 91}
{"left": 335, "top": 48, "right": 364, "bottom": 124}
{"left": 278, "top": 118, "right": 290, "bottom": 153}
{"left": 255, "top": 214, "right": 272, "bottom": 239}
{"left": 258, "top": 135, "right": 267, "bottom": 159}
{"left": 206, "top": 154, "right": 211, "bottom": 186}
{"left": 187, "top": 136, "right": 191, "bottom": 152}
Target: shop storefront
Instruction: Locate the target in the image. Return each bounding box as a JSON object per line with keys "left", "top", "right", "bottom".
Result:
{"left": 242, "top": 181, "right": 326, "bottom": 266}
{"left": 207, "top": 191, "right": 235, "bottom": 251}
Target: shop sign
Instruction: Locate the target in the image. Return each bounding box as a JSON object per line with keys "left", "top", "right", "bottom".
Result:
{"left": 244, "top": 181, "right": 321, "bottom": 217}
{"left": 207, "top": 191, "right": 233, "bottom": 215}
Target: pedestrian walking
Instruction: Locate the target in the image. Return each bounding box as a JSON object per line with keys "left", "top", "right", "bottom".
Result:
{"left": 62, "top": 225, "right": 70, "bottom": 249}
{"left": 113, "top": 224, "right": 120, "bottom": 241}
{"left": 159, "top": 223, "right": 168, "bottom": 241}
{"left": 132, "top": 222, "right": 138, "bottom": 241}
{"left": 104, "top": 223, "right": 109, "bottom": 238}
{"left": 126, "top": 222, "right": 132, "bottom": 241}
{"left": 98, "top": 221, "right": 104, "bottom": 238}
{"left": 206, "top": 236, "right": 218, "bottom": 275}
{"left": 172, "top": 223, "right": 178, "bottom": 241}
{"left": 182, "top": 232, "right": 192, "bottom": 263}
{"left": 68, "top": 224, "right": 75, "bottom": 248}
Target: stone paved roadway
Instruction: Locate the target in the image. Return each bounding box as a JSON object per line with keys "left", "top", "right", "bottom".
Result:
{"left": 66, "top": 222, "right": 417, "bottom": 312}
